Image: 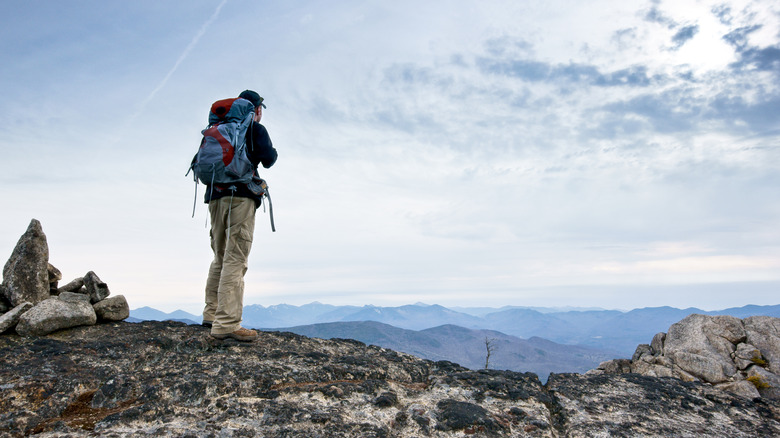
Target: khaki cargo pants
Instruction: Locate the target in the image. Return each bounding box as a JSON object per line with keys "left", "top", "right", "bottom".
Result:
{"left": 203, "top": 196, "right": 256, "bottom": 335}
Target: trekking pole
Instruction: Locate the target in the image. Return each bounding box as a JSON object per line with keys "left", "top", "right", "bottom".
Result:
{"left": 265, "top": 190, "right": 276, "bottom": 232}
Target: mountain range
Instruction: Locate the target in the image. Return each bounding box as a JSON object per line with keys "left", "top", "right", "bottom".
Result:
{"left": 130, "top": 302, "right": 780, "bottom": 378}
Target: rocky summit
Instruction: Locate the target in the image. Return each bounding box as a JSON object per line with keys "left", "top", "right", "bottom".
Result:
{"left": 1, "top": 320, "right": 779, "bottom": 437}
{"left": 591, "top": 314, "right": 780, "bottom": 401}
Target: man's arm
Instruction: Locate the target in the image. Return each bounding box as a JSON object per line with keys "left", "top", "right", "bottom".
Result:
{"left": 248, "top": 122, "right": 278, "bottom": 169}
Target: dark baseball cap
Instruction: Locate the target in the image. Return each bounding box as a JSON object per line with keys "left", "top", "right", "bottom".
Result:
{"left": 238, "top": 90, "right": 266, "bottom": 108}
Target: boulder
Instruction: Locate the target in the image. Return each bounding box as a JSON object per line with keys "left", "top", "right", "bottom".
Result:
{"left": 1, "top": 219, "right": 51, "bottom": 306}
{"left": 59, "top": 291, "right": 91, "bottom": 303}
{"left": 93, "top": 295, "right": 130, "bottom": 321}
{"left": 744, "top": 316, "right": 780, "bottom": 375}
{"left": 58, "top": 277, "right": 84, "bottom": 293}
{"left": 670, "top": 351, "right": 731, "bottom": 383}
{"left": 747, "top": 366, "right": 780, "bottom": 399}
{"left": 632, "top": 344, "right": 652, "bottom": 362}
{"left": 47, "top": 263, "right": 62, "bottom": 294}
{"left": 733, "top": 343, "right": 763, "bottom": 371}
{"left": 83, "top": 271, "right": 110, "bottom": 303}
{"left": 664, "top": 314, "right": 744, "bottom": 383}
{"left": 630, "top": 359, "right": 674, "bottom": 378}
{"left": 650, "top": 332, "right": 665, "bottom": 355}
{"left": 594, "top": 359, "right": 631, "bottom": 374}
{"left": 15, "top": 297, "right": 96, "bottom": 337}
{"left": 0, "top": 302, "right": 33, "bottom": 334}
{"left": 716, "top": 380, "right": 760, "bottom": 400}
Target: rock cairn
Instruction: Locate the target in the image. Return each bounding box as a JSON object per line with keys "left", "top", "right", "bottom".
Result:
{"left": 590, "top": 313, "right": 780, "bottom": 400}
{"left": 0, "top": 219, "right": 129, "bottom": 337}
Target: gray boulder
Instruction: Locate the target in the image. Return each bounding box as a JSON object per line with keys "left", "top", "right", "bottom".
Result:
{"left": 716, "top": 380, "right": 760, "bottom": 400}
{"left": 16, "top": 297, "right": 96, "bottom": 337}
{"left": 93, "top": 295, "right": 129, "bottom": 321}
{"left": 744, "top": 316, "right": 780, "bottom": 375}
{"left": 58, "top": 291, "right": 91, "bottom": 303}
{"left": 632, "top": 344, "right": 652, "bottom": 362}
{"left": 57, "top": 277, "right": 85, "bottom": 294}
{"left": 591, "top": 314, "right": 780, "bottom": 400}
{"left": 1, "top": 219, "right": 51, "bottom": 306}
{"left": 47, "top": 263, "right": 62, "bottom": 294}
{"left": 733, "top": 343, "right": 763, "bottom": 370}
{"left": 664, "top": 314, "right": 744, "bottom": 383}
{"left": 650, "top": 332, "right": 665, "bottom": 355}
{"left": 0, "top": 302, "right": 33, "bottom": 334}
{"left": 747, "top": 365, "right": 780, "bottom": 399}
{"left": 83, "top": 271, "right": 110, "bottom": 303}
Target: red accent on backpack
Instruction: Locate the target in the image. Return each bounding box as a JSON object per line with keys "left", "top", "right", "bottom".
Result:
{"left": 210, "top": 98, "right": 237, "bottom": 120}
{"left": 203, "top": 125, "right": 234, "bottom": 165}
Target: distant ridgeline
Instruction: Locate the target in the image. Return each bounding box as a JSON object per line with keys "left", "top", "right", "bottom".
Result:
{"left": 129, "top": 302, "right": 780, "bottom": 380}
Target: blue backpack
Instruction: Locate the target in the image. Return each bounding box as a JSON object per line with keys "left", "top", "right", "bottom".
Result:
{"left": 190, "top": 97, "right": 256, "bottom": 187}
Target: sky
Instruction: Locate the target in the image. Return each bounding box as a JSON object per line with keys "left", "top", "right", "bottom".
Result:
{"left": 1, "top": 0, "right": 779, "bottom": 314}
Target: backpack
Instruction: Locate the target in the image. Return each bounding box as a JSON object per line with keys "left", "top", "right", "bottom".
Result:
{"left": 190, "top": 97, "right": 256, "bottom": 186}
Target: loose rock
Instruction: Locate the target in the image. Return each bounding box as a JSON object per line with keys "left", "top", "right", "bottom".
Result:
{"left": 59, "top": 292, "right": 91, "bottom": 303}
{"left": 58, "top": 277, "right": 85, "bottom": 294}
{"left": 93, "top": 295, "right": 130, "bottom": 321}
{"left": 1, "top": 219, "right": 51, "bottom": 306}
{"left": 15, "top": 297, "right": 97, "bottom": 337}
{"left": 83, "top": 271, "right": 110, "bottom": 304}
{"left": 48, "top": 263, "right": 62, "bottom": 294}
{"left": 0, "top": 302, "right": 33, "bottom": 334}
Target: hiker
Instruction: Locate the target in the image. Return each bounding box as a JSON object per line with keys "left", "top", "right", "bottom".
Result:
{"left": 201, "top": 89, "right": 278, "bottom": 342}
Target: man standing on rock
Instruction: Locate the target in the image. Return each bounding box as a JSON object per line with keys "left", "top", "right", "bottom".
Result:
{"left": 202, "top": 90, "right": 277, "bottom": 342}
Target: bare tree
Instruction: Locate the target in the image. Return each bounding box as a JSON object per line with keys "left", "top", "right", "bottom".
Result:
{"left": 484, "top": 337, "right": 498, "bottom": 369}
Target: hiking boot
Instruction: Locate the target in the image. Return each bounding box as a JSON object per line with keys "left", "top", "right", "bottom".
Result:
{"left": 210, "top": 327, "right": 258, "bottom": 342}
{"left": 201, "top": 321, "right": 213, "bottom": 328}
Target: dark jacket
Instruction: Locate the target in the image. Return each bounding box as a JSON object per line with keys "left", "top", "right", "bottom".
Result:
{"left": 205, "top": 121, "right": 278, "bottom": 207}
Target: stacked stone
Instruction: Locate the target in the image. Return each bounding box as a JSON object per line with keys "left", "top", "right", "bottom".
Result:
{"left": 591, "top": 313, "right": 780, "bottom": 400}
{"left": 0, "top": 219, "right": 129, "bottom": 337}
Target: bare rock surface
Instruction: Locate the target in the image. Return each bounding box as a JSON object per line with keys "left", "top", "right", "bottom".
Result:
{"left": 591, "top": 314, "right": 780, "bottom": 400}
{"left": 1, "top": 219, "right": 51, "bottom": 307}
{"left": 744, "top": 316, "right": 780, "bottom": 375}
{"left": 548, "top": 372, "right": 780, "bottom": 437}
{"left": 1, "top": 321, "right": 778, "bottom": 437}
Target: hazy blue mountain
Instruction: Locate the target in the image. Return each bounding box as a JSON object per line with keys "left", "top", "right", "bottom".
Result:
{"left": 130, "top": 302, "right": 780, "bottom": 358}
{"left": 272, "top": 321, "right": 617, "bottom": 379}
{"left": 481, "top": 308, "right": 571, "bottom": 339}
{"left": 333, "top": 304, "right": 485, "bottom": 330}
{"left": 242, "top": 302, "right": 362, "bottom": 328}
{"left": 453, "top": 305, "right": 608, "bottom": 317}
{"left": 711, "top": 304, "right": 780, "bottom": 319}
{"left": 130, "top": 306, "right": 200, "bottom": 323}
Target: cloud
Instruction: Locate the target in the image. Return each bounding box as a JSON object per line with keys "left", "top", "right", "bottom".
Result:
{"left": 671, "top": 24, "right": 699, "bottom": 49}
{"left": 476, "top": 57, "right": 655, "bottom": 88}
{"left": 722, "top": 25, "right": 762, "bottom": 50}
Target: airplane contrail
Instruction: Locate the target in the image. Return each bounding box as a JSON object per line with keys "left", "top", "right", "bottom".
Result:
{"left": 126, "top": 0, "right": 229, "bottom": 128}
